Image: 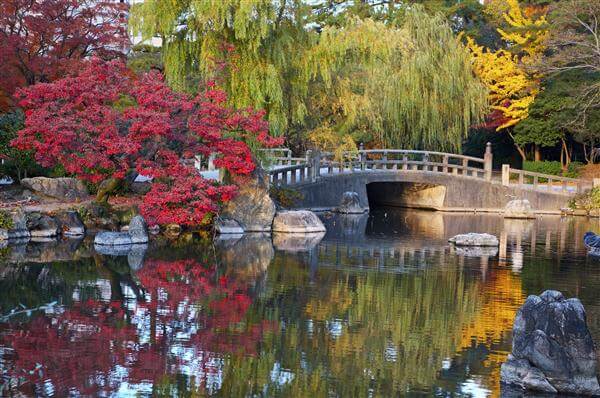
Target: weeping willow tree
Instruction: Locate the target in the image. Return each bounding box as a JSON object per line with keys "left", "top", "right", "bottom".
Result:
{"left": 307, "top": 9, "right": 489, "bottom": 151}
{"left": 130, "top": 2, "right": 488, "bottom": 151}
{"left": 129, "top": 0, "right": 313, "bottom": 136}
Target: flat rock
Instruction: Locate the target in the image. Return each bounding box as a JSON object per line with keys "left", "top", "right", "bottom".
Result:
{"left": 452, "top": 246, "right": 499, "bottom": 257}
{"left": 21, "top": 177, "right": 88, "bottom": 201}
{"left": 504, "top": 199, "right": 535, "bottom": 219}
{"left": 500, "top": 290, "right": 600, "bottom": 396}
{"left": 448, "top": 233, "right": 499, "bottom": 247}
{"left": 272, "top": 210, "right": 326, "bottom": 233}
{"left": 94, "top": 231, "right": 132, "bottom": 246}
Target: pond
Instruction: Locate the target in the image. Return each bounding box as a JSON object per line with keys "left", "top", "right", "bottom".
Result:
{"left": 1, "top": 209, "right": 600, "bottom": 397}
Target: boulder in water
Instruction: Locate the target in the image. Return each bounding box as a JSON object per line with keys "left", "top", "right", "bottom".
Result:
{"left": 500, "top": 290, "right": 600, "bottom": 396}
{"left": 0, "top": 209, "right": 30, "bottom": 240}
{"left": 94, "top": 215, "right": 148, "bottom": 246}
{"left": 55, "top": 211, "right": 85, "bottom": 236}
{"left": 448, "top": 233, "right": 498, "bottom": 247}
{"left": 336, "top": 191, "right": 367, "bottom": 214}
{"left": 215, "top": 218, "right": 244, "bottom": 234}
{"left": 272, "top": 210, "right": 326, "bottom": 233}
{"left": 26, "top": 213, "right": 59, "bottom": 237}
{"left": 584, "top": 231, "right": 600, "bottom": 249}
{"left": 504, "top": 199, "right": 535, "bottom": 219}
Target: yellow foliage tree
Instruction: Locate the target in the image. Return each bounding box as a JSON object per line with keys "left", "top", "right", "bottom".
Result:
{"left": 467, "top": 0, "right": 548, "bottom": 159}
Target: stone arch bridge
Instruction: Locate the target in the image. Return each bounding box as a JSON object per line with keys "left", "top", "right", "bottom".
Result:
{"left": 264, "top": 145, "right": 593, "bottom": 213}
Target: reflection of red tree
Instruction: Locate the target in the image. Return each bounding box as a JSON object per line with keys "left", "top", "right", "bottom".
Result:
{"left": 0, "top": 259, "right": 273, "bottom": 396}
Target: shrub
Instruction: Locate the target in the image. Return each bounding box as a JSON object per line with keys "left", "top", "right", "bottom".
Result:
{"left": 0, "top": 210, "right": 14, "bottom": 230}
{"left": 564, "top": 161, "right": 583, "bottom": 178}
{"left": 523, "top": 160, "right": 562, "bottom": 176}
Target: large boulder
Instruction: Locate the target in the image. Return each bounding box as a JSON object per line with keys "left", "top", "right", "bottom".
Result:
{"left": 221, "top": 167, "right": 276, "bottom": 232}
{"left": 335, "top": 191, "right": 367, "bottom": 214}
{"left": 272, "top": 210, "right": 326, "bottom": 233}
{"left": 26, "top": 213, "right": 59, "bottom": 238}
{"left": 21, "top": 177, "right": 88, "bottom": 201}
{"left": 504, "top": 199, "right": 535, "bottom": 219}
{"left": 55, "top": 211, "right": 85, "bottom": 236}
{"left": 0, "top": 209, "right": 30, "bottom": 240}
{"left": 500, "top": 290, "right": 600, "bottom": 396}
{"left": 448, "top": 233, "right": 498, "bottom": 247}
{"left": 94, "top": 215, "right": 148, "bottom": 246}
{"left": 128, "top": 215, "right": 148, "bottom": 244}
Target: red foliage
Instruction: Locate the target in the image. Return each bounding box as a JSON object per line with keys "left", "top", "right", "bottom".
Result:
{"left": 0, "top": 0, "right": 129, "bottom": 106}
{"left": 12, "top": 59, "right": 283, "bottom": 226}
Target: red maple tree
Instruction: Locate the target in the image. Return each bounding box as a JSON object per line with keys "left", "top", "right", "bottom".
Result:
{"left": 0, "top": 0, "right": 129, "bottom": 110}
{"left": 12, "top": 59, "right": 282, "bottom": 226}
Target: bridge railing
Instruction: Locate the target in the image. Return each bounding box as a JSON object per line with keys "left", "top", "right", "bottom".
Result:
{"left": 317, "top": 146, "right": 492, "bottom": 181}
{"left": 501, "top": 164, "right": 591, "bottom": 195}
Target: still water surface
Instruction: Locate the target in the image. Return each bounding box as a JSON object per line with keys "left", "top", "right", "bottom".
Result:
{"left": 1, "top": 209, "right": 600, "bottom": 397}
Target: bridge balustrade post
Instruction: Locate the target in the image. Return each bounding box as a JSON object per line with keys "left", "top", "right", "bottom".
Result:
{"left": 501, "top": 164, "right": 510, "bottom": 186}
{"left": 423, "top": 153, "right": 429, "bottom": 172}
{"left": 382, "top": 151, "right": 388, "bottom": 170}
{"left": 484, "top": 142, "right": 493, "bottom": 181}
{"left": 359, "top": 143, "right": 365, "bottom": 171}
{"left": 442, "top": 155, "right": 448, "bottom": 173}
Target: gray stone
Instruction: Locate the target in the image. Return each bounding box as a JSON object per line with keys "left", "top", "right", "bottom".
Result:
{"left": 21, "top": 177, "right": 88, "bottom": 200}
{"left": 272, "top": 210, "right": 326, "bottom": 233}
{"left": 55, "top": 211, "right": 85, "bottom": 236}
{"left": 452, "top": 246, "right": 499, "bottom": 257}
{"left": 215, "top": 218, "right": 245, "bottom": 234}
{"left": 336, "top": 191, "right": 367, "bottom": 214}
{"left": 94, "top": 231, "right": 132, "bottom": 246}
{"left": 500, "top": 290, "right": 600, "bottom": 396}
{"left": 26, "top": 213, "right": 59, "bottom": 237}
{"left": 504, "top": 199, "right": 536, "bottom": 219}
{"left": 0, "top": 209, "right": 30, "bottom": 240}
{"left": 221, "top": 167, "right": 276, "bottom": 232}
{"left": 448, "top": 233, "right": 499, "bottom": 247}
{"left": 128, "top": 215, "right": 148, "bottom": 244}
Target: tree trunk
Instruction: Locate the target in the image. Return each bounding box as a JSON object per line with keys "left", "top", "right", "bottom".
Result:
{"left": 534, "top": 144, "right": 541, "bottom": 161}
{"left": 95, "top": 177, "right": 122, "bottom": 204}
{"left": 561, "top": 138, "right": 571, "bottom": 170}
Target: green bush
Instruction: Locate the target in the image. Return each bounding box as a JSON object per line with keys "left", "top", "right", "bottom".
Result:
{"left": 0, "top": 210, "right": 14, "bottom": 230}
{"left": 523, "top": 160, "right": 563, "bottom": 176}
{"left": 523, "top": 160, "right": 583, "bottom": 181}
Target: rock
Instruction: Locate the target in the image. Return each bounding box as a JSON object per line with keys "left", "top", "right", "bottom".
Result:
{"left": 0, "top": 209, "right": 30, "bottom": 240}
{"left": 94, "top": 215, "right": 148, "bottom": 246}
{"left": 148, "top": 225, "right": 160, "bottom": 235}
{"left": 273, "top": 231, "right": 325, "bottom": 252}
{"left": 128, "top": 215, "right": 148, "bottom": 244}
{"left": 221, "top": 167, "right": 276, "bottom": 232}
{"left": 94, "top": 231, "right": 132, "bottom": 246}
{"left": 55, "top": 211, "right": 85, "bottom": 236}
{"left": 272, "top": 210, "right": 326, "bottom": 233}
{"left": 26, "top": 213, "right": 59, "bottom": 237}
{"left": 21, "top": 177, "right": 88, "bottom": 201}
{"left": 504, "top": 199, "right": 535, "bottom": 219}
{"left": 452, "top": 246, "right": 499, "bottom": 257}
{"left": 448, "top": 233, "right": 498, "bottom": 247}
{"left": 336, "top": 191, "right": 367, "bottom": 214}
{"left": 215, "top": 218, "right": 244, "bottom": 234}
{"left": 500, "top": 290, "right": 600, "bottom": 396}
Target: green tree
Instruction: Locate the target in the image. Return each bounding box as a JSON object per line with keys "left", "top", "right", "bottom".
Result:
{"left": 131, "top": 2, "right": 488, "bottom": 152}
{"left": 0, "top": 110, "right": 40, "bottom": 181}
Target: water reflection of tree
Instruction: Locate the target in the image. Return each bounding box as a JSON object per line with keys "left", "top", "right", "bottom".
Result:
{"left": 0, "top": 255, "right": 270, "bottom": 396}
{"left": 218, "top": 253, "right": 483, "bottom": 396}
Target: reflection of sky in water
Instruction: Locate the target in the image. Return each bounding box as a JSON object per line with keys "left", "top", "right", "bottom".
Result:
{"left": 1, "top": 210, "right": 600, "bottom": 396}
